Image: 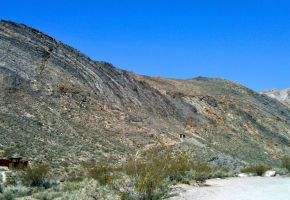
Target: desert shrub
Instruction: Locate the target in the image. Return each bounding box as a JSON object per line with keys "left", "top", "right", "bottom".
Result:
{"left": 241, "top": 165, "right": 270, "bottom": 176}
{"left": 120, "top": 191, "right": 132, "bottom": 200}
{"left": 23, "top": 164, "right": 49, "bottom": 187}
{"left": 85, "top": 147, "right": 230, "bottom": 200}
{"left": 66, "top": 176, "right": 84, "bottom": 183}
{"left": 4, "top": 177, "right": 17, "bottom": 187}
{"left": 210, "top": 168, "right": 234, "bottom": 179}
{"left": 281, "top": 156, "right": 290, "bottom": 173}
{"left": 87, "top": 159, "right": 115, "bottom": 186}
{"left": 0, "top": 191, "right": 14, "bottom": 200}
{"left": 58, "top": 83, "right": 81, "bottom": 94}
{"left": 191, "top": 163, "right": 212, "bottom": 183}
{"left": 272, "top": 167, "right": 288, "bottom": 175}
{"left": 0, "top": 185, "right": 30, "bottom": 200}
{"left": 61, "top": 181, "right": 81, "bottom": 192}
{"left": 123, "top": 147, "right": 195, "bottom": 199}
{"left": 33, "top": 190, "right": 62, "bottom": 200}
{"left": 2, "top": 148, "right": 13, "bottom": 158}
{"left": 42, "top": 180, "right": 58, "bottom": 190}
{"left": 60, "top": 179, "right": 119, "bottom": 200}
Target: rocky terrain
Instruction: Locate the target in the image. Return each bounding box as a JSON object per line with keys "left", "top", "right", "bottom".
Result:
{"left": 261, "top": 89, "right": 290, "bottom": 108}
{"left": 0, "top": 20, "right": 290, "bottom": 176}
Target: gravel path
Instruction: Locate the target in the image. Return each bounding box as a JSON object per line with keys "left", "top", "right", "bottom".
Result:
{"left": 169, "top": 177, "right": 290, "bottom": 200}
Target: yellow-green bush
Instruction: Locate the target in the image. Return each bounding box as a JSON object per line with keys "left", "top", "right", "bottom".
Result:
{"left": 191, "top": 163, "right": 212, "bottom": 183}
{"left": 85, "top": 147, "right": 231, "bottom": 199}
{"left": 87, "top": 158, "right": 117, "bottom": 186}
{"left": 123, "top": 147, "right": 196, "bottom": 199}
{"left": 23, "top": 164, "right": 49, "bottom": 187}
{"left": 241, "top": 165, "right": 270, "bottom": 176}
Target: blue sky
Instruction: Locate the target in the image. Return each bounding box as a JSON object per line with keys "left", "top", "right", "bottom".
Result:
{"left": 1, "top": 0, "right": 290, "bottom": 91}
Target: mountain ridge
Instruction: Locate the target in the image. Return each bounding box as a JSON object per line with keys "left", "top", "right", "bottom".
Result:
{"left": 0, "top": 20, "right": 290, "bottom": 175}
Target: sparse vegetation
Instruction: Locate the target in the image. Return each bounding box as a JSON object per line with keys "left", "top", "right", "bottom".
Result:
{"left": 87, "top": 158, "right": 116, "bottom": 186}
{"left": 241, "top": 165, "right": 270, "bottom": 176}
{"left": 1, "top": 19, "right": 290, "bottom": 200}
{"left": 23, "top": 164, "right": 49, "bottom": 187}
{"left": 281, "top": 156, "right": 290, "bottom": 173}
{"left": 58, "top": 83, "right": 81, "bottom": 94}
{"left": 122, "top": 148, "right": 193, "bottom": 199}
{"left": 31, "top": 178, "right": 119, "bottom": 200}
{"left": 121, "top": 147, "right": 231, "bottom": 199}
{"left": 4, "top": 176, "right": 17, "bottom": 187}
{"left": 71, "top": 146, "right": 234, "bottom": 199}
{"left": 0, "top": 185, "right": 30, "bottom": 200}
{"left": 0, "top": 147, "right": 244, "bottom": 199}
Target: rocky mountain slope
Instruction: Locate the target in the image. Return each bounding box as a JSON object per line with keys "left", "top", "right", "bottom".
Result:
{"left": 0, "top": 20, "right": 290, "bottom": 175}
{"left": 261, "top": 89, "right": 290, "bottom": 108}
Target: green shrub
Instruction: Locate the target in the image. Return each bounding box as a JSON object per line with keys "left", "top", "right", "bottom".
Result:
{"left": 123, "top": 147, "right": 195, "bottom": 199}
{"left": 191, "top": 163, "right": 212, "bottom": 183}
{"left": 60, "top": 179, "right": 119, "bottom": 200}
{"left": 281, "top": 156, "right": 290, "bottom": 173}
{"left": 4, "top": 177, "right": 17, "bottom": 187}
{"left": 0, "top": 191, "right": 14, "bottom": 200}
{"left": 0, "top": 186, "right": 30, "bottom": 200}
{"left": 23, "top": 164, "right": 49, "bottom": 187}
{"left": 84, "top": 147, "right": 231, "bottom": 199}
{"left": 241, "top": 165, "right": 270, "bottom": 176}
{"left": 33, "top": 190, "right": 62, "bottom": 200}
{"left": 87, "top": 159, "right": 115, "bottom": 186}
{"left": 210, "top": 169, "right": 233, "bottom": 179}
{"left": 120, "top": 191, "right": 132, "bottom": 200}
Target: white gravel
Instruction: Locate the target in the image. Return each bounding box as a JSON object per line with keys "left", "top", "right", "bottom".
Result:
{"left": 169, "top": 177, "right": 290, "bottom": 200}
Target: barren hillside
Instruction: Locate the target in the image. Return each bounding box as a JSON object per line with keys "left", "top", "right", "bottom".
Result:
{"left": 0, "top": 20, "right": 290, "bottom": 175}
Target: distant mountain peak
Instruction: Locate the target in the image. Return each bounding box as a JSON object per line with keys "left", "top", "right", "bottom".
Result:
{"left": 261, "top": 88, "right": 290, "bottom": 106}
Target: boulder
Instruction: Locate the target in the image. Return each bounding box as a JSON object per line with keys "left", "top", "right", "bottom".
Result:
{"left": 238, "top": 173, "right": 248, "bottom": 177}
{"left": 264, "top": 170, "right": 276, "bottom": 177}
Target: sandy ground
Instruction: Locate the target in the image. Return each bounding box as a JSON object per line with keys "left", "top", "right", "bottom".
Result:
{"left": 169, "top": 176, "right": 290, "bottom": 200}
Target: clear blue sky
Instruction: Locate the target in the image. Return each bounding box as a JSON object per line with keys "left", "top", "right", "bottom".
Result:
{"left": 1, "top": 0, "right": 290, "bottom": 91}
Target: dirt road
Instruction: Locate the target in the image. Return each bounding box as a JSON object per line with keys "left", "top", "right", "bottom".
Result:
{"left": 169, "top": 177, "right": 290, "bottom": 200}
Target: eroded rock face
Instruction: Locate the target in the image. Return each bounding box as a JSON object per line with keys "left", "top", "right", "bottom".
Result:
{"left": 0, "top": 20, "right": 290, "bottom": 174}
